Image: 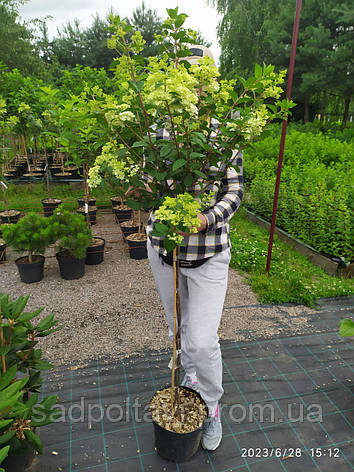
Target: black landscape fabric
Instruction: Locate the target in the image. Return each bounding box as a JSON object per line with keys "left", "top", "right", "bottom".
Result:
{"left": 28, "top": 297, "right": 353, "bottom": 471}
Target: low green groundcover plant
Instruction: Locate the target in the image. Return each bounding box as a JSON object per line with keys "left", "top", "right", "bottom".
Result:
{"left": 229, "top": 208, "right": 354, "bottom": 306}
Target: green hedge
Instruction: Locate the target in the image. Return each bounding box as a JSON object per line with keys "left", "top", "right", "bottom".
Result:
{"left": 244, "top": 127, "right": 354, "bottom": 262}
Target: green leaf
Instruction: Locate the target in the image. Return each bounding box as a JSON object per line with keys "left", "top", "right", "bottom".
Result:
{"left": 16, "top": 307, "right": 45, "bottom": 323}
{"left": 164, "top": 238, "right": 177, "bottom": 253}
{"left": 24, "top": 429, "right": 43, "bottom": 454}
{"left": 0, "top": 430, "right": 16, "bottom": 446}
{"left": 166, "top": 7, "right": 178, "bottom": 19}
{"left": 194, "top": 170, "right": 207, "bottom": 179}
{"left": 183, "top": 175, "right": 194, "bottom": 187}
{"left": 126, "top": 199, "right": 144, "bottom": 210}
{"left": 339, "top": 318, "right": 354, "bottom": 337}
{"left": 0, "top": 347, "right": 10, "bottom": 357}
{"left": 160, "top": 142, "right": 175, "bottom": 158}
{"left": 0, "top": 420, "right": 13, "bottom": 430}
{"left": 254, "top": 63, "right": 262, "bottom": 79}
{"left": 0, "top": 365, "right": 17, "bottom": 391}
{"left": 172, "top": 159, "right": 187, "bottom": 172}
{"left": 175, "top": 14, "right": 188, "bottom": 28}
{"left": 0, "top": 445, "right": 10, "bottom": 465}
{"left": 154, "top": 223, "right": 170, "bottom": 236}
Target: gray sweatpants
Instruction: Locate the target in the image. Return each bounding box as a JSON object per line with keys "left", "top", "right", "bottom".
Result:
{"left": 147, "top": 238, "right": 230, "bottom": 409}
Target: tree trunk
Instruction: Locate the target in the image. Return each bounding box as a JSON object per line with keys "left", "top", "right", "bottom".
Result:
{"left": 320, "top": 89, "right": 327, "bottom": 122}
{"left": 341, "top": 98, "right": 350, "bottom": 129}
{"left": 304, "top": 97, "right": 310, "bottom": 123}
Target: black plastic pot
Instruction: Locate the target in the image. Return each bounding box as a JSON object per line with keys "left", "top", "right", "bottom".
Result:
{"left": 150, "top": 386, "right": 208, "bottom": 462}
{"left": 78, "top": 198, "right": 97, "bottom": 208}
{"left": 76, "top": 207, "right": 97, "bottom": 225}
{"left": 15, "top": 255, "right": 45, "bottom": 284}
{"left": 86, "top": 237, "right": 105, "bottom": 265}
{"left": 0, "top": 242, "right": 6, "bottom": 262}
{"left": 56, "top": 251, "right": 85, "bottom": 280}
{"left": 41, "top": 198, "right": 62, "bottom": 217}
{"left": 0, "top": 210, "right": 21, "bottom": 224}
{"left": 126, "top": 235, "right": 147, "bottom": 259}
{"left": 121, "top": 223, "right": 140, "bottom": 240}
{"left": 114, "top": 207, "right": 132, "bottom": 224}
{"left": 2, "top": 446, "right": 35, "bottom": 471}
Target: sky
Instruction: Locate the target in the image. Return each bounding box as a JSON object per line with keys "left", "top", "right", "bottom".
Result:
{"left": 19, "top": 0, "right": 221, "bottom": 64}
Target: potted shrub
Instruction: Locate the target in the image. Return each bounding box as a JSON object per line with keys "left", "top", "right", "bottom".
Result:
{"left": 1, "top": 213, "right": 55, "bottom": 283}
{"left": 89, "top": 9, "right": 294, "bottom": 461}
{"left": 51, "top": 207, "right": 92, "bottom": 279}
{"left": 0, "top": 292, "right": 62, "bottom": 470}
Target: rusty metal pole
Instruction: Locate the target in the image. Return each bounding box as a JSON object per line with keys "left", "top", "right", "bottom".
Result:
{"left": 266, "top": 0, "right": 302, "bottom": 274}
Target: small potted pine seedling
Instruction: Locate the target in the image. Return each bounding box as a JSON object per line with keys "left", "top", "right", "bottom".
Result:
{"left": 2, "top": 213, "right": 55, "bottom": 283}
{"left": 51, "top": 207, "right": 92, "bottom": 279}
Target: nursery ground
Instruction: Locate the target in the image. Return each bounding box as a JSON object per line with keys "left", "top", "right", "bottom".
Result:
{"left": 0, "top": 210, "right": 322, "bottom": 366}
{"left": 29, "top": 296, "right": 353, "bottom": 472}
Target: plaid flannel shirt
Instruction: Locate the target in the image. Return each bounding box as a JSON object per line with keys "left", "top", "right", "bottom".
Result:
{"left": 146, "top": 121, "right": 244, "bottom": 260}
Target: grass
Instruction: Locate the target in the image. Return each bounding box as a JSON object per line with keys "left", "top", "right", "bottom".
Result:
{"left": 0, "top": 182, "right": 113, "bottom": 213}
{"left": 229, "top": 207, "right": 354, "bottom": 307}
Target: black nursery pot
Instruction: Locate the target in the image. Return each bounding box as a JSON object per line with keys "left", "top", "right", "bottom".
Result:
{"left": 78, "top": 198, "right": 97, "bottom": 208}
{"left": 76, "top": 207, "right": 97, "bottom": 225}
{"left": 113, "top": 207, "right": 132, "bottom": 224}
{"left": 41, "top": 198, "right": 62, "bottom": 217}
{"left": 56, "top": 251, "right": 86, "bottom": 280}
{"left": 121, "top": 223, "right": 139, "bottom": 240}
{"left": 0, "top": 210, "right": 21, "bottom": 224}
{"left": 15, "top": 255, "right": 45, "bottom": 284}
{"left": 150, "top": 386, "right": 208, "bottom": 462}
{"left": 0, "top": 242, "right": 6, "bottom": 262}
{"left": 2, "top": 445, "right": 35, "bottom": 471}
{"left": 86, "top": 237, "right": 105, "bottom": 265}
{"left": 126, "top": 236, "right": 147, "bottom": 260}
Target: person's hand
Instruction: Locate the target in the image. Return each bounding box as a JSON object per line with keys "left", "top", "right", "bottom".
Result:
{"left": 125, "top": 183, "right": 152, "bottom": 198}
{"left": 178, "top": 214, "right": 207, "bottom": 237}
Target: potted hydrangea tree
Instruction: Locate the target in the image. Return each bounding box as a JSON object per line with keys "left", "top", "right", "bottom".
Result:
{"left": 90, "top": 7, "right": 294, "bottom": 461}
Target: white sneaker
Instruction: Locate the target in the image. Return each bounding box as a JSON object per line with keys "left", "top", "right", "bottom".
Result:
{"left": 180, "top": 374, "right": 200, "bottom": 393}
{"left": 202, "top": 405, "right": 222, "bottom": 451}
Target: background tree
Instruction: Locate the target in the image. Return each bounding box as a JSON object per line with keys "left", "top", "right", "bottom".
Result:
{"left": 208, "top": 0, "right": 353, "bottom": 124}
{"left": 0, "top": 0, "right": 43, "bottom": 76}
